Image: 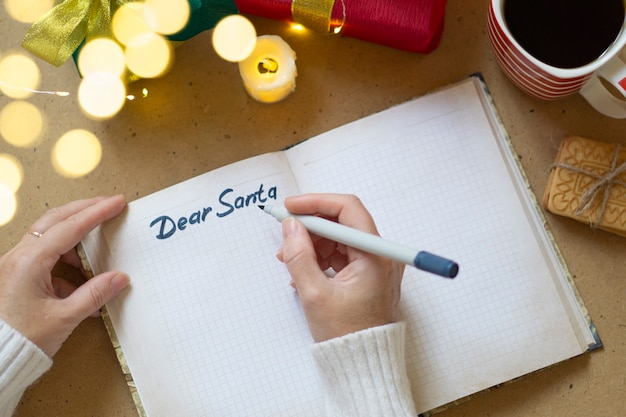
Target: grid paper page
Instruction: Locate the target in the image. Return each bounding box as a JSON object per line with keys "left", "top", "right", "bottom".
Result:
{"left": 84, "top": 152, "right": 326, "bottom": 417}
{"left": 286, "top": 78, "right": 590, "bottom": 413}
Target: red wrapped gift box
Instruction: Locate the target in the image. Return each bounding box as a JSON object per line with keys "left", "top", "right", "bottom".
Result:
{"left": 236, "top": 0, "right": 448, "bottom": 53}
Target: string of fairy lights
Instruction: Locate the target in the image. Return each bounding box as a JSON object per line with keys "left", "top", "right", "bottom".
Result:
{"left": 0, "top": 0, "right": 288, "bottom": 226}
{"left": 0, "top": 0, "right": 193, "bottom": 226}
{"left": 0, "top": 0, "right": 343, "bottom": 227}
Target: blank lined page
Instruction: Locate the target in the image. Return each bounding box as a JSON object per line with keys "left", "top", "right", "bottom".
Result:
{"left": 82, "top": 77, "right": 593, "bottom": 417}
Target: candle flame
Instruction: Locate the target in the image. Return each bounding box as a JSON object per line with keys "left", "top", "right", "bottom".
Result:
{"left": 258, "top": 58, "right": 279, "bottom": 74}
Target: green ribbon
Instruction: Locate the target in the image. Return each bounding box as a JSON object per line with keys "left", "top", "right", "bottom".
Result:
{"left": 22, "top": 0, "right": 239, "bottom": 67}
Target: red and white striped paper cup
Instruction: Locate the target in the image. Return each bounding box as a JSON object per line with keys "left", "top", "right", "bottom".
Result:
{"left": 488, "top": 0, "right": 626, "bottom": 118}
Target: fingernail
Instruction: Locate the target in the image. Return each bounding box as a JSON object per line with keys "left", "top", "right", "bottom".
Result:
{"left": 111, "top": 272, "right": 130, "bottom": 293}
{"left": 108, "top": 194, "right": 126, "bottom": 203}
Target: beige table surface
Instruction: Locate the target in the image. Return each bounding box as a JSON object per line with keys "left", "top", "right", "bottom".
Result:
{"left": 1, "top": 1, "right": 625, "bottom": 416}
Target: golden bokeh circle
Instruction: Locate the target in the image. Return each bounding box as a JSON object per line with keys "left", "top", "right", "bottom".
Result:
{"left": 78, "top": 37, "right": 126, "bottom": 78}
{"left": 0, "top": 184, "right": 18, "bottom": 227}
{"left": 0, "top": 53, "right": 41, "bottom": 99}
{"left": 0, "top": 153, "right": 23, "bottom": 192}
{"left": 125, "top": 32, "right": 172, "bottom": 78}
{"left": 4, "top": 0, "right": 54, "bottom": 23}
{"left": 112, "top": 3, "right": 152, "bottom": 46}
{"left": 143, "top": 0, "right": 191, "bottom": 35}
{"left": 212, "top": 15, "right": 257, "bottom": 62}
{"left": 78, "top": 72, "right": 127, "bottom": 119}
{"left": 0, "top": 101, "right": 44, "bottom": 147}
{"left": 52, "top": 130, "right": 103, "bottom": 178}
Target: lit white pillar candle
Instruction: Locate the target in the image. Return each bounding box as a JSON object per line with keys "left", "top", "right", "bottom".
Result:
{"left": 238, "top": 35, "right": 297, "bottom": 103}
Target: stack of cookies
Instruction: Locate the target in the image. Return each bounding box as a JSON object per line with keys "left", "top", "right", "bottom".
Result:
{"left": 542, "top": 136, "right": 626, "bottom": 237}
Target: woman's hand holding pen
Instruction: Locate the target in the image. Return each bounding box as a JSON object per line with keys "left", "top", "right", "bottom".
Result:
{"left": 277, "top": 193, "right": 405, "bottom": 343}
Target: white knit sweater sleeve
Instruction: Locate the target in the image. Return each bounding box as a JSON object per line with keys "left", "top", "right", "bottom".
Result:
{"left": 0, "top": 320, "right": 52, "bottom": 417}
{"left": 310, "top": 322, "right": 417, "bottom": 417}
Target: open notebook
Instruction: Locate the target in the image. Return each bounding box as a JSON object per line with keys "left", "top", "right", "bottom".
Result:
{"left": 81, "top": 76, "right": 600, "bottom": 417}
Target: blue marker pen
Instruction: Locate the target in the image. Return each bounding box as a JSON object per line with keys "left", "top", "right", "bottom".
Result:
{"left": 260, "top": 205, "right": 458, "bottom": 279}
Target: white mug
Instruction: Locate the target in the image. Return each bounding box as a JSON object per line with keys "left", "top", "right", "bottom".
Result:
{"left": 488, "top": 0, "right": 626, "bottom": 118}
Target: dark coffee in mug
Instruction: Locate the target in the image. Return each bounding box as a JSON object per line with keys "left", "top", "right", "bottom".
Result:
{"left": 504, "top": 0, "right": 625, "bottom": 69}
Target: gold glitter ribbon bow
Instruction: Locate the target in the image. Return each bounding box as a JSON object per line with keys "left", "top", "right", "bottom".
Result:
{"left": 22, "top": 0, "right": 134, "bottom": 67}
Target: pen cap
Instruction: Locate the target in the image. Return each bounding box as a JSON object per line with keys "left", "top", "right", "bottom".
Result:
{"left": 414, "top": 251, "right": 459, "bottom": 278}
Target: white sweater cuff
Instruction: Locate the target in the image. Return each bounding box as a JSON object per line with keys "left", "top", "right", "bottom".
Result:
{"left": 310, "top": 322, "right": 416, "bottom": 417}
{"left": 0, "top": 319, "right": 52, "bottom": 417}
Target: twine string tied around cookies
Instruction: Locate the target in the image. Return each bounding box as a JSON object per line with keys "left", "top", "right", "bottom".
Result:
{"left": 554, "top": 144, "right": 626, "bottom": 228}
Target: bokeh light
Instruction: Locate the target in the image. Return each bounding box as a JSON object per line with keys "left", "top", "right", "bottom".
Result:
{"left": 143, "top": 0, "right": 190, "bottom": 35}
{"left": 0, "top": 153, "right": 22, "bottom": 225}
{"left": 0, "top": 184, "right": 17, "bottom": 226}
{"left": 77, "top": 37, "right": 126, "bottom": 78}
{"left": 52, "top": 130, "right": 102, "bottom": 178}
{"left": 78, "top": 72, "right": 126, "bottom": 119}
{"left": 0, "top": 153, "right": 23, "bottom": 192}
{"left": 4, "top": 0, "right": 54, "bottom": 23}
{"left": 112, "top": 2, "right": 152, "bottom": 46}
{"left": 0, "top": 53, "right": 40, "bottom": 99}
{"left": 212, "top": 15, "right": 257, "bottom": 62}
{"left": 125, "top": 31, "right": 172, "bottom": 78}
{"left": 0, "top": 101, "right": 43, "bottom": 147}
